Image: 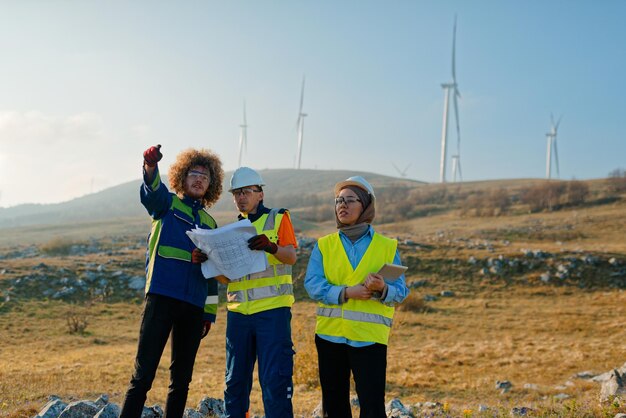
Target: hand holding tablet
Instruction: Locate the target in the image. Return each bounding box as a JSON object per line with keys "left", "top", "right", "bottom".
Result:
{"left": 376, "top": 263, "right": 408, "bottom": 281}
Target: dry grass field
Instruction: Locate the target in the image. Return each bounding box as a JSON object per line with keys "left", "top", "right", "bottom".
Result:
{"left": 1, "top": 179, "right": 625, "bottom": 417}
{"left": 1, "top": 289, "right": 624, "bottom": 417}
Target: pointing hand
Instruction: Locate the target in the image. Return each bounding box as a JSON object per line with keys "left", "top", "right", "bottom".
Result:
{"left": 143, "top": 144, "right": 163, "bottom": 167}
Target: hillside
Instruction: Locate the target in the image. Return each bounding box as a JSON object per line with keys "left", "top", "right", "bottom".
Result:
{"left": 0, "top": 169, "right": 422, "bottom": 229}
{"left": 1, "top": 173, "right": 624, "bottom": 250}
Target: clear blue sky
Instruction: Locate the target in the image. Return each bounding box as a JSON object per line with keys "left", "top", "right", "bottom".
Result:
{"left": 1, "top": 1, "right": 624, "bottom": 207}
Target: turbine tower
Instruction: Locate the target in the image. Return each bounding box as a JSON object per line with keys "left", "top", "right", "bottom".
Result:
{"left": 295, "top": 76, "right": 307, "bottom": 169}
{"left": 545, "top": 114, "right": 562, "bottom": 179}
{"left": 237, "top": 101, "right": 248, "bottom": 167}
{"left": 451, "top": 155, "right": 462, "bottom": 182}
{"left": 439, "top": 16, "right": 462, "bottom": 183}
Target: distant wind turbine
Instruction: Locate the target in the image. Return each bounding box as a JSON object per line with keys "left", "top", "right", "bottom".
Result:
{"left": 237, "top": 101, "right": 248, "bottom": 167}
{"left": 295, "top": 76, "right": 307, "bottom": 169}
{"left": 545, "top": 114, "right": 562, "bottom": 179}
{"left": 439, "top": 16, "right": 462, "bottom": 183}
{"left": 392, "top": 162, "right": 411, "bottom": 178}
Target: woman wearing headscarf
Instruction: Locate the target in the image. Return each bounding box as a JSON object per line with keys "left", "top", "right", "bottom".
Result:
{"left": 304, "top": 176, "right": 409, "bottom": 418}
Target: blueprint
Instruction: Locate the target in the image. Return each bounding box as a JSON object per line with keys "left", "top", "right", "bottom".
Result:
{"left": 186, "top": 219, "right": 268, "bottom": 280}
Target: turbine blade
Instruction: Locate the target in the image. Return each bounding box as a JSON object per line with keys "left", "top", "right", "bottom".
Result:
{"left": 295, "top": 76, "right": 306, "bottom": 128}
{"left": 244, "top": 127, "right": 247, "bottom": 152}
{"left": 392, "top": 162, "right": 401, "bottom": 175}
{"left": 452, "top": 15, "right": 457, "bottom": 82}
{"left": 298, "top": 76, "right": 305, "bottom": 119}
{"left": 243, "top": 101, "right": 248, "bottom": 152}
{"left": 453, "top": 92, "right": 461, "bottom": 152}
{"left": 555, "top": 115, "right": 562, "bottom": 132}
{"left": 299, "top": 76, "right": 306, "bottom": 114}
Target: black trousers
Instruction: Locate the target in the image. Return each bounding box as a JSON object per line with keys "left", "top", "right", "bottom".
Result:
{"left": 120, "top": 294, "right": 204, "bottom": 418}
{"left": 315, "top": 335, "right": 387, "bottom": 418}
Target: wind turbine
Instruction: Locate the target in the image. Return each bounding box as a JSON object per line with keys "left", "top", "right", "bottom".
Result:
{"left": 439, "top": 16, "right": 462, "bottom": 183}
{"left": 237, "top": 101, "right": 248, "bottom": 167}
{"left": 392, "top": 162, "right": 411, "bottom": 178}
{"left": 295, "top": 76, "right": 307, "bottom": 169}
{"left": 545, "top": 114, "right": 562, "bottom": 179}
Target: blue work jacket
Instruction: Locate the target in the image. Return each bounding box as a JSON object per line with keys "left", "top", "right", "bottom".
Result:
{"left": 140, "top": 167, "right": 218, "bottom": 322}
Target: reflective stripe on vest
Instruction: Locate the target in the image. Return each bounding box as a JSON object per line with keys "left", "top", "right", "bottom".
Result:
{"left": 226, "top": 209, "right": 294, "bottom": 315}
{"left": 316, "top": 307, "right": 393, "bottom": 327}
{"left": 316, "top": 232, "right": 397, "bottom": 345}
{"left": 228, "top": 283, "right": 294, "bottom": 303}
{"left": 146, "top": 193, "right": 216, "bottom": 289}
{"left": 153, "top": 196, "right": 216, "bottom": 262}
{"left": 170, "top": 195, "right": 217, "bottom": 229}
{"left": 229, "top": 264, "right": 292, "bottom": 282}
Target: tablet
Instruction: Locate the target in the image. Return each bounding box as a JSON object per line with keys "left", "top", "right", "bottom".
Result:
{"left": 376, "top": 263, "right": 408, "bottom": 281}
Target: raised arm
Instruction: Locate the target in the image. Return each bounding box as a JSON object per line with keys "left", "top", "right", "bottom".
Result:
{"left": 140, "top": 145, "right": 170, "bottom": 219}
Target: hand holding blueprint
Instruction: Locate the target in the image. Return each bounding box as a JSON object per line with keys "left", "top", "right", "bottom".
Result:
{"left": 186, "top": 219, "right": 268, "bottom": 279}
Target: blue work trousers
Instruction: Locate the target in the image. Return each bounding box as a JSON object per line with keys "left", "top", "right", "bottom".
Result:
{"left": 224, "top": 307, "right": 295, "bottom": 418}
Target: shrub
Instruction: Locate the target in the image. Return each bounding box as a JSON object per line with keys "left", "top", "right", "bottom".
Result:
{"left": 520, "top": 181, "right": 566, "bottom": 212}
{"left": 486, "top": 188, "right": 512, "bottom": 215}
{"left": 460, "top": 189, "right": 510, "bottom": 217}
{"left": 566, "top": 180, "right": 590, "bottom": 205}
{"left": 298, "top": 204, "right": 334, "bottom": 223}
{"left": 410, "top": 186, "right": 453, "bottom": 206}
{"left": 608, "top": 168, "right": 626, "bottom": 193}
{"left": 66, "top": 312, "right": 88, "bottom": 335}
{"left": 459, "top": 192, "right": 484, "bottom": 217}
{"left": 40, "top": 238, "right": 77, "bottom": 256}
{"left": 396, "top": 293, "right": 430, "bottom": 313}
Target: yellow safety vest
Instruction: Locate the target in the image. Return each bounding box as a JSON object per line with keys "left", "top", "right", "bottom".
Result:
{"left": 316, "top": 232, "right": 397, "bottom": 345}
{"left": 226, "top": 209, "right": 294, "bottom": 315}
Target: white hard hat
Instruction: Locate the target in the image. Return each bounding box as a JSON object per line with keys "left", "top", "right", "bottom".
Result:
{"left": 334, "top": 175, "right": 375, "bottom": 198}
{"left": 229, "top": 167, "right": 266, "bottom": 192}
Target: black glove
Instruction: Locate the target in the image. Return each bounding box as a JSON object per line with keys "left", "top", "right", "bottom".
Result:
{"left": 247, "top": 234, "right": 278, "bottom": 254}
{"left": 143, "top": 144, "right": 162, "bottom": 167}
{"left": 191, "top": 248, "right": 208, "bottom": 264}
{"left": 200, "top": 320, "right": 211, "bottom": 339}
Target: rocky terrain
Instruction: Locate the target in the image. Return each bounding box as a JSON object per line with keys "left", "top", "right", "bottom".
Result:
{"left": 31, "top": 363, "right": 626, "bottom": 418}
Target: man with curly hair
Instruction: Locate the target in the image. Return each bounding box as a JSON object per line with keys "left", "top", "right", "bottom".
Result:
{"left": 120, "top": 145, "right": 224, "bottom": 418}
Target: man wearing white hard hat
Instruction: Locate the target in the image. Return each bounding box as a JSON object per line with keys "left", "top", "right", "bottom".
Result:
{"left": 220, "top": 166, "right": 298, "bottom": 418}
{"left": 304, "top": 176, "right": 409, "bottom": 418}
